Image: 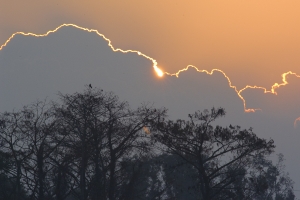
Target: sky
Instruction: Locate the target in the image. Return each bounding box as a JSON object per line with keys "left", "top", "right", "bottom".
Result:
{"left": 1, "top": 0, "right": 300, "bottom": 193}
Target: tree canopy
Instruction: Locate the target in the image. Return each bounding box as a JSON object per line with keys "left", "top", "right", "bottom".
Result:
{"left": 0, "top": 87, "right": 295, "bottom": 200}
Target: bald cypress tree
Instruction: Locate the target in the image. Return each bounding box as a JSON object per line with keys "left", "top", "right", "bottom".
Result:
{"left": 55, "top": 86, "right": 166, "bottom": 200}
{"left": 150, "top": 108, "right": 277, "bottom": 200}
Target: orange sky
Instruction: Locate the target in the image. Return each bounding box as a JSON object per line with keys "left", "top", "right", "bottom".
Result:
{"left": 1, "top": 0, "right": 300, "bottom": 89}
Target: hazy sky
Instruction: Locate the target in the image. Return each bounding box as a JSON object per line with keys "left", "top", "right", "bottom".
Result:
{"left": 1, "top": 0, "right": 300, "bottom": 194}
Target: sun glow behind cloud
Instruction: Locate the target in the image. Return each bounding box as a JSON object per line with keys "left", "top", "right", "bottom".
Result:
{"left": 154, "top": 66, "right": 164, "bottom": 77}
{"left": 0, "top": 23, "right": 299, "bottom": 127}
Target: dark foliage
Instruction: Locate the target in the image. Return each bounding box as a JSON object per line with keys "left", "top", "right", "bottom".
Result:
{"left": 0, "top": 88, "right": 295, "bottom": 200}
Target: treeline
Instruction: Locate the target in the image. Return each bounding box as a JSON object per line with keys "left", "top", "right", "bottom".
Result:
{"left": 0, "top": 87, "right": 295, "bottom": 200}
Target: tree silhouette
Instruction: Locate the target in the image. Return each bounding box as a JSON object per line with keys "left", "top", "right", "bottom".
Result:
{"left": 0, "top": 111, "right": 32, "bottom": 200}
{"left": 0, "top": 88, "right": 295, "bottom": 200}
{"left": 54, "top": 87, "right": 166, "bottom": 200}
{"left": 151, "top": 107, "right": 276, "bottom": 200}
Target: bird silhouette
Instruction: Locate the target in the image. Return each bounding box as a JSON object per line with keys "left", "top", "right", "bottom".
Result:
{"left": 89, "top": 84, "right": 92, "bottom": 88}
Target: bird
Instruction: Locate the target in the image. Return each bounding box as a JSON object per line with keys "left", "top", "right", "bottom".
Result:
{"left": 89, "top": 84, "right": 92, "bottom": 88}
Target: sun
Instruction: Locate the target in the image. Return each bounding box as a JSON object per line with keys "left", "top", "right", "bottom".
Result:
{"left": 154, "top": 66, "right": 164, "bottom": 77}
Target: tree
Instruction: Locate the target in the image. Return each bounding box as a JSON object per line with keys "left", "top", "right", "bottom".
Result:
{"left": 117, "top": 154, "right": 167, "bottom": 200}
{"left": 242, "top": 153, "right": 295, "bottom": 200}
{"left": 0, "top": 149, "right": 28, "bottom": 200}
{"left": 0, "top": 111, "right": 32, "bottom": 200}
{"left": 0, "top": 101, "right": 63, "bottom": 200}
{"left": 18, "top": 101, "right": 61, "bottom": 200}
{"left": 151, "top": 107, "right": 276, "bottom": 200}
{"left": 0, "top": 87, "right": 295, "bottom": 200}
{"left": 54, "top": 86, "right": 166, "bottom": 200}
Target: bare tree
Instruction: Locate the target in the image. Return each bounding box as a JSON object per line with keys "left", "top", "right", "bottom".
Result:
{"left": 151, "top": 107, "right": 275, "bottom": 200}
{"left": 0, "top": 111, "right": 32, "bottom": 200}
{"left": 55, "top": 86, "right": 166, "bottom": 200}
{"left": 0, "top": 88, "right": 294, "bottom": 200}
{"left": 241, "top": 153, "right": 295, "bottom": 200}
{"left": 14, "top": 101, "right": 62, "bottom": 200}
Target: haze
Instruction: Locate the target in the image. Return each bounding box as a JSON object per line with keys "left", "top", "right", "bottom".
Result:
{"left": 1, "top": 0, "right": 300, "bottom": 195}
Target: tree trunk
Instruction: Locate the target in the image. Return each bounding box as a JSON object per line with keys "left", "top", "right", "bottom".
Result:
{"left": 108, "top": 155, "right": 116, "bottom": 200}
{"left": 80, "top": 155, "right": 88, "bottom": 200}
{"left": 16, "top": 161, "right": 21, "bottom": 200}
{"left": 37, "top": 146, "right": 44, "bottom": 200}
{"left": 199, "top": 158, "right": 211, "bottom": 200}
